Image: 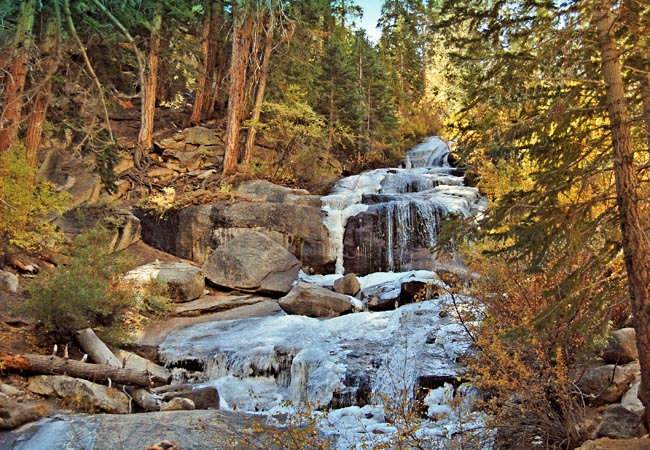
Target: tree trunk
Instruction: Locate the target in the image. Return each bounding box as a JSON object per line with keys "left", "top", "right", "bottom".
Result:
{"left": 201, "top": 1, "right": 223, "bottom": 120}
{"left": 24, "top": 11, "right": 60, "bottom": 168}
{"left": 0, "top": 0, "right": 36, "bottom": 152}
{"left": 642, "top": 74, "right": 650, "bottom": 152}
{"left": 137, "top": 1, "right": 163, "bottom": 161}
{"left": 222, "top": 9, "right": 254, "bottom": 176}
{"left": 595, "top": 0, "right": 650, "bottom": 425}
{"left": 76, "top": 328, "right": 162, "bottom": 411}
{"left": 76, "top": 328, "right": 121, "bottom": 367}
{"left": 189, "top": 2, "right": 213, "bottom": 125}
{"left": 243, "top": 21, "right": 274, "bottom": 166}
{"left": 0, "top": 351, "right": 170, "bottom": 387}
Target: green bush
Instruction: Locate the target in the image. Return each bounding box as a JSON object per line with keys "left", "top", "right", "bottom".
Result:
{"left": 22, "top": 227, "right": 170, "bottom": 345}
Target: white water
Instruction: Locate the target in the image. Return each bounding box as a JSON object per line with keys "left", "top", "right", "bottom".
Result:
{"left": 321, "top": 136, "right": 485, "bottom": 274}
{"left": 157, "top": 136, "right": 488, "bottom": 446}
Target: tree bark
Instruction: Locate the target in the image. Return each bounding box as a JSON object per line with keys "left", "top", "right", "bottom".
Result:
{"left": 189, "top": 2, "right": 213, "bottom": 125}
{"left": 222, "top": 8, "right": 254, "bottom": 176}
{"left": 76, "top": 328, "right": 163, "bottom": 411}
{"left": 137, "top": 2, "right": 163, "bottom": 159}
{"left": 243, "top": 20, "right": 274, "bottom": 166}
{"left": 0, "top": 351, "right": 170, "bottom": 387}
{"left": 595, "top": 0, "right": 650, "bottom": 425}
{"left": 202, "top": 1, "right": 223, "bottom": 120}
{"left": 24, "top": 10, "right": 61, "bottom": 168}
{"left": 641, "top": 74, "right": 650, "bottom": 152}
{"left": 0, "top": 0, "right": 36, "bottom": 152}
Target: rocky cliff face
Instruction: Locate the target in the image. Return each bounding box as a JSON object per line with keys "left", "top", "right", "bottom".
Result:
{"left": 135, "top": 180, "right": 334, "bottom": 274}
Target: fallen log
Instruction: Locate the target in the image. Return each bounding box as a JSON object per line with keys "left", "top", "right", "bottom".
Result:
{"left": 0, "top": 352, "right": 170, "bottom": 387}
{"left": 76, "top": 328, "right": 164, "bottom": 412}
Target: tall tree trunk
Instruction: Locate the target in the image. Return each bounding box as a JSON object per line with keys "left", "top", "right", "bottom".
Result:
{"left": 243, "top": 21, "right": 274, "bottom": 166}
{"left": 189, "top": 2, "right": 213, "bottom": 125}
{"left": 137, "top": 2, "right": 163, "bottom": 163}
{"left": 222, "top": 10, "right": 253, "bottom": 176}
{"left": 201, "top": 1, "right": 223, "bottom": 120}
{"left": 0, "top": 0, "right": 36, "bottom": 152}
{"left": 642, "top": 74, "right": 650, "bottom": 152}
{"left": 24, "top": 10, "right": 60, "bottom": 168}
{"left": 595, "top": 0, "right": 650, "bottom": 425}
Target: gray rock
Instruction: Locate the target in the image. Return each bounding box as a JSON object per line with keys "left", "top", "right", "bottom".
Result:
{"left": 595, "top": 404, "right": 645, "bottom": 439}
{"left": 0, "top": 394, "right": 44, "bottom": 430}
{"left": 603, "top": 328, "right": 638, "bottom": 364}
{"left": 161, "top": 397, "right": 195, "bottom": 411}
{"left": 113, "top": 349, "right": 170, "bottom": 381}
{"left": 621, "top": 379, "right": 644, "bottom": 414}
{"left": 181, "top": 126, "right": 220, "bottom": 146}
{"left": 279, "top": 282, "right": 354, "bottom": 318}
{"left": 156, "top": 136, "right": 186, "bottom": 151}
{"left": 0, "top": 383, "right": 20, "bottom": 397}
{"left": 0, "top": 410, "right": 271, "bottom": 450}
{"left": 203, "top": 231, "right": 301, "bottom": 296}
{"left": 134, "top": 181, "right": 334, "bottom": 273}
{"left": 577, "top": 361, "right": 638, "bottom": 405}
{"left": 56, "top": 206, "right": 141, "bottom": 252}
{"left": 0, "top": 270, "right": 18, "bottom": 293}
{"left": 333, "top": 273, "right": 361, "bottom": 296}
{"left": 27, "top": 375, "right": 129, "bottom": 414}
{"left": 124, "top": 261, "right": 204, "bottom": 302}
{"left": 174, "top": 294, "right": 265, "bottom": 316}
{"left": 161, "top": 386, "right": 219, "bottom": 410}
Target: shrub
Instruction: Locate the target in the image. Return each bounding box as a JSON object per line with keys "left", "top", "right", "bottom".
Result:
{"left": 22, "top": 227, "right": 170, "bottom": 346}
{"left": 0, "top": 144, "right": 69, "bottom": 252}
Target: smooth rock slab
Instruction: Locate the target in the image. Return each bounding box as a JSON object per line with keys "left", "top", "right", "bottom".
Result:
{"left": 124, "top": 261, "right": 204, "bottom": 302}
{"left": 279, "top": 282, "right": 354, "bottom": 318}
{"left": 27, "top": 375, "right": 129, "bottom": 414}
{"left": 174, "top": 294, "right": 264, "bottom": 316}
{"left": 203, "top": 230, "right": 300, "bottom": 296}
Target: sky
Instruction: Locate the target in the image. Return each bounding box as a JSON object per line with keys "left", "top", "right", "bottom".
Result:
{"left": 356, "top": 0, "right": 383, "bottom": 42}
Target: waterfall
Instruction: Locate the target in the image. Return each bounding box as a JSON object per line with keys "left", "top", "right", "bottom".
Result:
{"left": 322, "top": 136, "right": 484, "bottom": 275}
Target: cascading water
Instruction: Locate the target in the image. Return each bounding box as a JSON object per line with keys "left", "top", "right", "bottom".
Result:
{"left": 322, "top": 136, "right": 485, "bottom": 275}
{"left": 158, "top": 136, "right": 488, "bottom": 446}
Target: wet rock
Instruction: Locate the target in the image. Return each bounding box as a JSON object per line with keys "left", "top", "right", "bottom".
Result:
{"left": 203, "top": 231, "right": 300, "bottom": 296}
{"left": 27, "top": 375, "right": 130, "bottom": 414}
{"left": 279, "top": 282, "right": 354, "bottom": 318}
{"left": 161, "top": 386, "right": 219, "bottom": 410}
{"left": 124, "top": 261, "right": 204, "bottom": 302}
{"left": 333, "top": 273, "right": 360, "bottom": 296}
{"left": 595, "top": 404, "right": 646, "bottom": 439}
{"left": 161, "top": 397, "right": 195, "bottom": 411}
{"left": 603, "top": 328, "right": 638, "bottom": 364}
{"left": 0, "top": 270, "right": 18, "bottom": 293}
{"left": 577, "top": 361, "right": 638, "bottom": 405}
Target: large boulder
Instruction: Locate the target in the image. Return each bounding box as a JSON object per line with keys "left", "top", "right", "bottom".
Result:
{"left": 123, "top": 261, "right": 204, "bottom": 302}
{"left": 161, "top": 386, "right": 219, "bottom": 410}
{"left": 621, "top": 379, "right": 644, "bottom": 414}
{"left": 603, "top": 328, "right": 638, "bottom": 364}
{"left": 577, "top": 361, "right": 638, "bottom": 405}
{"left": 134, "top": 180, "right": 333, "bottom": 273}
{"left": 279, "top": 282, "right": 354, "bottom": 318}
{"left": 595, "top": 404, "right": 646, "bottom": 439}
{"left": 333, "top": 273, "right": 360, "bottom": 296}
{"left": 36, "top": 153, "right": 102, "bottom": 208}
{"left": 0, "top": 393, "right": 44, "bottom": 430}
{"left": 27, "top": 375, "right": 130, "bottom": 414}
{"left": 56, "top": 205, "right": 141, "bottom": 252}
{"left": 203, "top": 231, "right": 300, "bottom": 295}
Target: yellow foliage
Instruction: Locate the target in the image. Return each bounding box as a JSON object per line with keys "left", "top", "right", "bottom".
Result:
{"left": 0, "top": 145, "right": 69, "bottom": 252}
